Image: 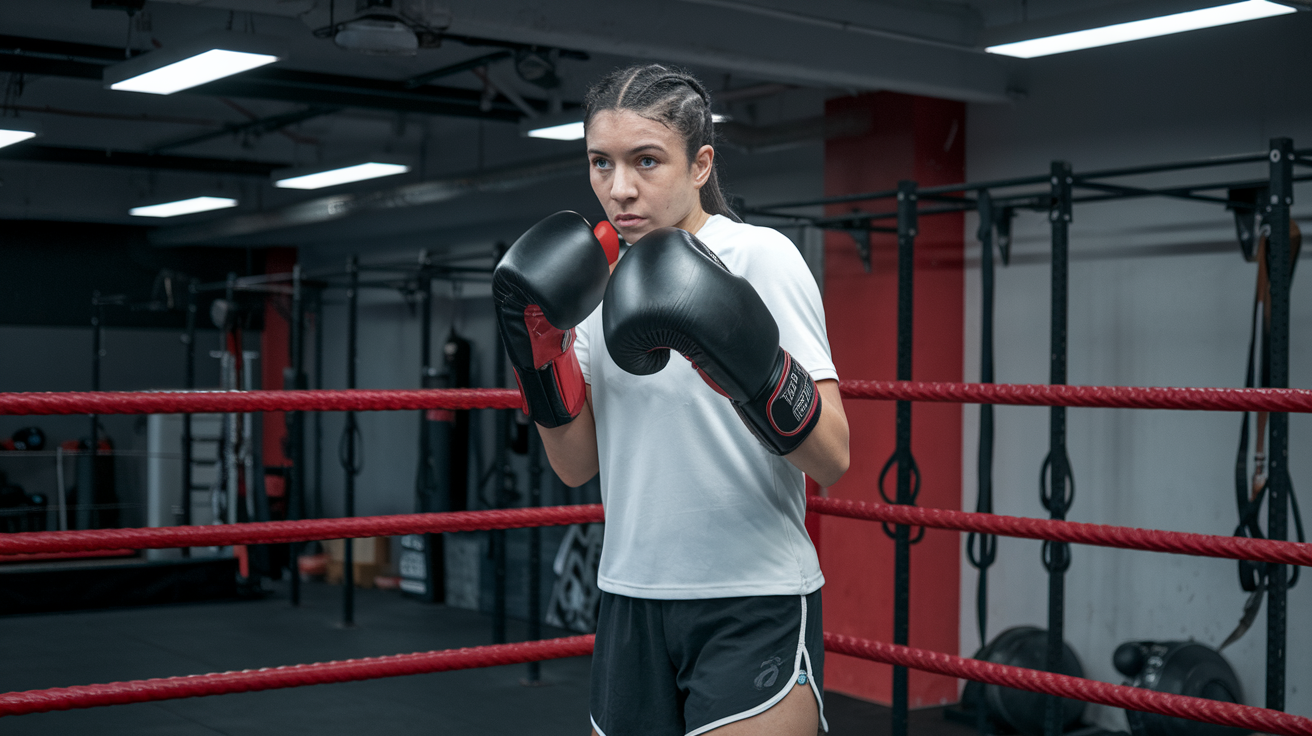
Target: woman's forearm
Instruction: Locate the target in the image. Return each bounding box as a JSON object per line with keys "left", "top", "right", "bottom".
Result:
{"left": 538, "top": 385, "right": 601, "bottom": 487}
{"left": 785, "top": 380, "right": 850, "bottom": 487}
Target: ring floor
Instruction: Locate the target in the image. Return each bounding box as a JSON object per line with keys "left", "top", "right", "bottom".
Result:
{"left": 0, "top": 577, "right": 978, "bottom": 735}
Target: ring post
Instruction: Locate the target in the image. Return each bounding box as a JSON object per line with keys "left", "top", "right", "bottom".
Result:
{"left": 1265, "top": 137, "right": 1294, "bottom": 712}
{"left": 1043, "top": 161, "right": 1074, "bottom": 736}
{"left": 289, "top": 264, "right": 306, "bottom": 606}
{"left": 492, "top": 329, "right": 509, "bottom": 645}
{"left": 526, "top": 426, "right": 542, "bottom": 684}
{"left": 181, "top": 279, "right": 198, "bottom": 540}
{"left": 89, "top": 291, "right": 102, "bottom": 531}
{"left": 313, "top": 288, "right": 324, "bottom": 520}
{"left": 892, "top": 179, "right": 918, "bottom": 736}
{"left": 968, "top": 191, "right": 1000, "bottom": 736}
{"left": 343, "top": 256, "right": 359, "bottom": 626}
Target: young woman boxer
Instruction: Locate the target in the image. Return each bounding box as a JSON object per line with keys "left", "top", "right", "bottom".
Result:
{"left": 492, "top": 64, "right": 849, "bottom": 736}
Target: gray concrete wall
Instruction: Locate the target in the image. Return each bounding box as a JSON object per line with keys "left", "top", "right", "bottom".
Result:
{"left": 961, "top": 14, "right": 1312, "bottom": 728}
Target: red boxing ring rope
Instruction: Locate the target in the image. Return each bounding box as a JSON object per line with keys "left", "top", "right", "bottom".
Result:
{"left": 4, "top": 383, "right": 1309, "bottom": 727}
{"left": 0, "top": 636, "right": 595, "bottom": 717}
{"left": 3, "top": 632, "right": 1309, "bottom": 735}
{"left": 2, "top": 499, "right": 1308, "bottom": 568}
{"left": 0, "top": 380, "right": 1308, "bottom": 416}
{"left": 0, "top": 387, "right": 522, "bottom": 416}
{"left": 839, "top": 380, "right": 1312, "bottom": 413}
{"left": 823, "top": 635, "right": 1312, "bottom": 736}
{"left": 0, "top": 505, "right": 606, "bottom": 555}
{"left": 807, "top": 497, "right": 1312, "bottom": 567}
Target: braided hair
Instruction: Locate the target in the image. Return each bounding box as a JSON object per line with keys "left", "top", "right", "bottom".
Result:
{"left": 584, "top": 64, "right": 740, "bottom": 222}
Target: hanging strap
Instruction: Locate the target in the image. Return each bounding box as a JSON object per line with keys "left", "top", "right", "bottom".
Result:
{"left": 1224, "top": 220, "right": 1305, "bottom": 649}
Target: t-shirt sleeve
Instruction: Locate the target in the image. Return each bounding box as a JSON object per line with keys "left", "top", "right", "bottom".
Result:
{"left": 574, "top": 303, "right": 597, "bottom": 384}
{"left": 742, "top": 229, "right": 839, "bottom": 383}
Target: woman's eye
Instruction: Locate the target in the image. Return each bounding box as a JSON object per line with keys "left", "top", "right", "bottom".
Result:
{"left": 639, "top": 157, "right": 657, "bottom": 168}
{"left": 592, "top": 158, "right": 610, "bottom": 170}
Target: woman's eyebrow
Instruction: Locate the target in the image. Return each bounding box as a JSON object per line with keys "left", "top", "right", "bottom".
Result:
{"left": 586, "top": 143, "right": 667, "bottom": 157}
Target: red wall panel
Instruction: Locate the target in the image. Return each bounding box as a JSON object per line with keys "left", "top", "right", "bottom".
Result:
{"left": 818, "top": 92, "right": 965, "bottom": 707}
{"left": 261, "top": 247, "right": 297, "bottom": 485}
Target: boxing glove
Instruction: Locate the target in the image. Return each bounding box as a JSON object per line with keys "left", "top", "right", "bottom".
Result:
{"left": 493, "top": 212, "right": 619, "bottom": 427}
{"left": 603, "top": 227, "right": 822, "bottom": 455}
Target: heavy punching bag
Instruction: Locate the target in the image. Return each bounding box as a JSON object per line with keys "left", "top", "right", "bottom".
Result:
{"left": 1113, "top": 641, "right": 1246, "bottom": 736}
{"left": 960, "top": 627, "right": 1086, "bottom": 735}
{"left": 404, "top": 330, "right": 473, "bottom": 601}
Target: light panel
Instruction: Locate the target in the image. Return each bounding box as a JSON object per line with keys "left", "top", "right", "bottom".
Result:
{"left": 273, "top": 162, "right": 411, "bottom": 190}
{"left": 527, "top": 121, "right": 586, "bottom": 141}
{"left": 986, "top": 0, "right": 1296, "bottom": 59}
{"left": 526, "top": 113, "right": 730, "bottom": 141}
{"left": 130, "top": 196, "right": 238, "bottom": 218}
{"left": 0, "top": 129, "right": 37, "bottom": 149}
{"left": 110, "top": 49, "right": 279, "bottom": 95}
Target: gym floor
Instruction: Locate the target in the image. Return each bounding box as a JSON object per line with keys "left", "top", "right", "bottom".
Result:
{"left": 0, "top": 580, "right": 976, "bottom": 735}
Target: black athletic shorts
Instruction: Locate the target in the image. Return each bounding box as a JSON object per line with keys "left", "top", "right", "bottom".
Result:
{"left": 590, "top": 589, "right": 826, "bottom": 736}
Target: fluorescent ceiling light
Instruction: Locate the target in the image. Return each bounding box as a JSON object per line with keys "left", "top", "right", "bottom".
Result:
{"left": 273, "top": 162, "right": 411, "bottom": 190}
{"left": 111, "top": 49, "right": 278, "bottom": 94}
{"left": 105, "top": 33, "right": 284, "bottom": 95}
{"left": 130, "top": 196, "right": 238, "bottom": 218}
{"left": 527, "top": 121, "right": 585, "bottom": 141}
{"left": 0, "top": 128, "right": 37, "bottom": 150}
{"left": 986, "top": 0, "right": 1296, "bottom": 58}
{"left": 527, "top": 114, "right": 730, "bottom": 141}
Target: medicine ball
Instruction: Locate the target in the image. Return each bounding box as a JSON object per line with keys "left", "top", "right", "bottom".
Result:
{"left": 12, "top": 426, "right": 44, "bottom": 451}
{"left": 1113, "top": 641, "right": 1245, "bottom": 736}
{"left": 961, "top": 626, "right": 1086, "bottom": 736}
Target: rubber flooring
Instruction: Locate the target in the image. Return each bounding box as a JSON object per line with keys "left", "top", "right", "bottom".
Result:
{"left": 0, "top": 578, "right": 977, "bottom": 735}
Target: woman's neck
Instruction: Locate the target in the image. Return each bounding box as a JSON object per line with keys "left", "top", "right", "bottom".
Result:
{"left": 675, "top": 207, "right": 712, "bottom": 236}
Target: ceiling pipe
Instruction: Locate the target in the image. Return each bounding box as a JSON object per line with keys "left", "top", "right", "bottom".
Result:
{"left": 677, "top": 0, "right": 981, "bottom": 52}
{"left": 149, "top": 153, "right": 583, "bottom": 246}
{"left": 717, "top": 108, "right": 872, "bottom": 155}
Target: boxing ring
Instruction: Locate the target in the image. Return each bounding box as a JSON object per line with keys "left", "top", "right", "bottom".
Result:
{"left": 3, "top": 138, "right": 1309, "bottom": 734}
{"left": 0, "top": 383, "right": 1310, "bottom": 734}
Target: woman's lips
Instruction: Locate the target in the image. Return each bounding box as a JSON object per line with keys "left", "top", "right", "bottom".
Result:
{"left": 614, "top": 214, "right": 645, "bottom": 227}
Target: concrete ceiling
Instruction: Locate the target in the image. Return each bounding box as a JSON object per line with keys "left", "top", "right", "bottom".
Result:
{"left": 0, "top": 0, "right": 1304, "bottom": 254}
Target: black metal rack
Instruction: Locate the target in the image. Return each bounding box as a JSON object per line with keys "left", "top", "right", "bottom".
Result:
{"left": 215, "top": 254, "right": 496, "bottom": 628}
{"left": 746, "top": 138, "right": 1310, "bottom": 736}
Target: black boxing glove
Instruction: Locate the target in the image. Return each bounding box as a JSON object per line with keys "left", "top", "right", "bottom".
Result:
{"left": 493, "top": 212, "right": 619, "bottom": 428}
{"left": 603, "top": 227, "right": 822, "bottom": 455}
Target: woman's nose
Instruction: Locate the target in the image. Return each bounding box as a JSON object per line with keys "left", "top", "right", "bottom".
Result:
{"left": 610, "top": 165, "right": 638, "bottom": 201}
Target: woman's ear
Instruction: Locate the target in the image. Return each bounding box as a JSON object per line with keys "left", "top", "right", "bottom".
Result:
{"left": 691, "top": 144, "right": 714, "bottom": 190}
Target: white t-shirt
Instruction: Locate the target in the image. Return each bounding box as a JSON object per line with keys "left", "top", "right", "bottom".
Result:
{"left": 575, "top": 214, "right": 838, "bottom": 600}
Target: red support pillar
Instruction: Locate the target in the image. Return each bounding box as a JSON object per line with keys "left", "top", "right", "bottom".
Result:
{"left": 261, "top": 247, "right": 297, "bottom": 518}
{"left": 818, "top": 92, "right": 965, "bottom": 707}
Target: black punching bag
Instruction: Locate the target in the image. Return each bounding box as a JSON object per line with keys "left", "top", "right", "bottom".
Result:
{"left": 960, "top": 627, "right": 1086, "bottom": 736}
{"left": 1114, "top": 641, "right": 1246, "bottom": 736}
{"left": 443, "top": 330, "right": 471, "bottom": 512}
{"left": 403, "top": 330, "right": 472, "bottom": 602}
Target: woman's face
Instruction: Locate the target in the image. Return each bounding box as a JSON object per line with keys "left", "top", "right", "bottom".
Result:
{"left": 587, "top": 109, "right": 713, "bottom": 242}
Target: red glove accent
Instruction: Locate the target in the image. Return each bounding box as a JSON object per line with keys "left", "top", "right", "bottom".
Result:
{"left": 520, "top": 305, "right": 586, "bottom": 419}
{"left": 685, "top": 356, "right": 733, "bottom": 400}
{"left": 594, "top": 221, "right": 621, "bottom": 265}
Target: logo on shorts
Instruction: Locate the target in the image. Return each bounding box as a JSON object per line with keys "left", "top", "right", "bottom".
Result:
{"left": 754, "top": 657, "right": 783, "bottom": 690}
